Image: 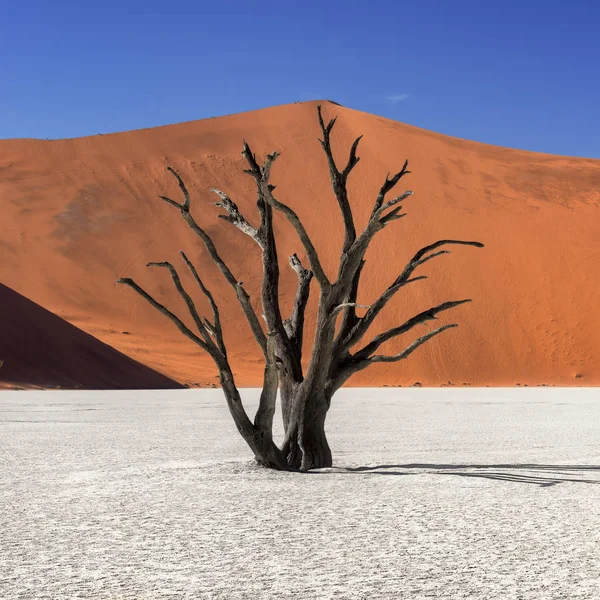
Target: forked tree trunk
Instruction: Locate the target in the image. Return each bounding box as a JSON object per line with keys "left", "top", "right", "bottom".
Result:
{"left": 219, "top": 371, "right": 289, "bottom": 470}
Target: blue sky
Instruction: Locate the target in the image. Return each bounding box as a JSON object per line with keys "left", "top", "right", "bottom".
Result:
{"left": 2, "top": 0, "right": 598, "bottom": 157}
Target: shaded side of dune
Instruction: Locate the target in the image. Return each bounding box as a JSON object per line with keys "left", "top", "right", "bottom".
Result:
{"left": 0, "top": 283, "right": 182, "bottom": 389}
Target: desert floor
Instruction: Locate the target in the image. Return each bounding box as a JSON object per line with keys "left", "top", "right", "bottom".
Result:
{"left": 2, "top": 388, "right": 600, "bottom": 599}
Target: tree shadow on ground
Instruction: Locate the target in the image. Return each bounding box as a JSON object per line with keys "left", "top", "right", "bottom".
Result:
{"left": 318, "top": 464, "right": 600, "bottom": 487}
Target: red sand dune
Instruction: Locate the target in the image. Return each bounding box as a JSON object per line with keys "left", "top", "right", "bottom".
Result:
{"left": 1, "top": 100, "right": 600, "bottom": 387}
{"left": 0, "top": 283, "right": 181, "bottom": 389}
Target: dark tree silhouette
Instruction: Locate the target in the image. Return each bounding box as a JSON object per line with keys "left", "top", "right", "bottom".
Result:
{"left": 117, "top": 105, "right": 483, "bottom": 471}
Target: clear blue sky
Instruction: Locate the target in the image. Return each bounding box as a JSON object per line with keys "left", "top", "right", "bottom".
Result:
{"left": 2, "top": 0, "right": 598, "bottom": 157}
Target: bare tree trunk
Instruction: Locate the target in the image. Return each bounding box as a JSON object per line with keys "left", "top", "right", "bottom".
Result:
{"left": 281, "top": 375, "right": 333, "bottom": 470}
{"left": 117, "top": 104, "right": 483, "bottom": 472}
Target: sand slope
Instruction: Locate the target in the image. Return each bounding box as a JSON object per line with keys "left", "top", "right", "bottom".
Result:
{"left": 0, "top": 283, "right": 181, "bottom": 389}
{"left": 1, "top": 100, "right": 599, "bottom": 386}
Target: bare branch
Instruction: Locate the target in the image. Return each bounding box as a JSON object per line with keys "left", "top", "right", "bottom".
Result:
{"left": 413, "top": 249, "right": 451, "bottom": 266}
{"left": 241, "top": 140, "right": 262, "bottom": 178}
{"left": 342, "top": 275, "right": 426, "bottom": 348}
{"left": 158, "top": 195, "right": 183, "bottom": 209}
{"left": 317, "top": 106, "right": 337, "bottom": 139}
{"left": 116, "top": 277, "right": 209, "bottom": 352}
{"left": 359, "top": 189, "right": 413, "bottom": 241}
{"left": 355, "top": 299, "right": 471, "bottom": 359}
{"left": 398, "top": 240, "right": 485, "bottom": 281}
{"left": 180, "top": 251, "right": 227, "bottom": 356}
{"left": 380, "top": 208, "right": 407, "bottom": 225}
{"left": 146, "top": 260, "right": 211, "bottom": 338}
{"left": 289, "top": 253, "right": 312, "bottom": 279}
{"left": 241, "top": 147, "right": 331, "bottom": 290}
{"left": 368, "top": 324, "right": 458, "bottom": 363}
{"left": 341, "top": 240, "right": 484, "bottom": 351}
{"left": 330, "top": 321, "right": 462, "bottom": 393}
{"left": 371, "top": 160, "right": 411, "bottom": 217}
{"left": 159, "top": 167, "right": 268, "bottom": 356}
{"left": 284, "top": 254, "right": 313, "bottom": 359}
{"left": 202, "top": 318, "right": 217, "bottom": 337}
{"left": 330, "top": 302, "right": 370, "bottom": 319}
{"left": 334, "top": 259, "right": 366, "bottom": 349}
{"left": 210, "top": 188, "right": 261, "bottom": 247}
{"left": 380, "top": 190, "right": 414, "bottom": 214}
{"left": 240, "top": 142, "right": 281, "bottom": 185}
{"left": 120, "top": 264, "right": 282, "bottom": 467}
{"left": 264, "top": 190, "right": 331, "bottom": 288}
{"left": 341, "top": 135, "right": 363, "bottom": 179}
{"left": 336, "top": 190, "right": 413, "bottom": 295}
{"left": 325, "top": 167, "right": 412, "bottom": 355}
{"left": 166, "top": 167, "right": 191, "bottom": 211}
{"left": 316, "top": 104, "right": 359, "bottom": 253}
{"left": 261, "top": 151, "right": 280, "bottom": 181}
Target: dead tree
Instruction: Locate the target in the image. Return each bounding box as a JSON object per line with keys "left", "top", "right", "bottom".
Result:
{"left": 117, "top": 105, "right": 483, "bottom": 471}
